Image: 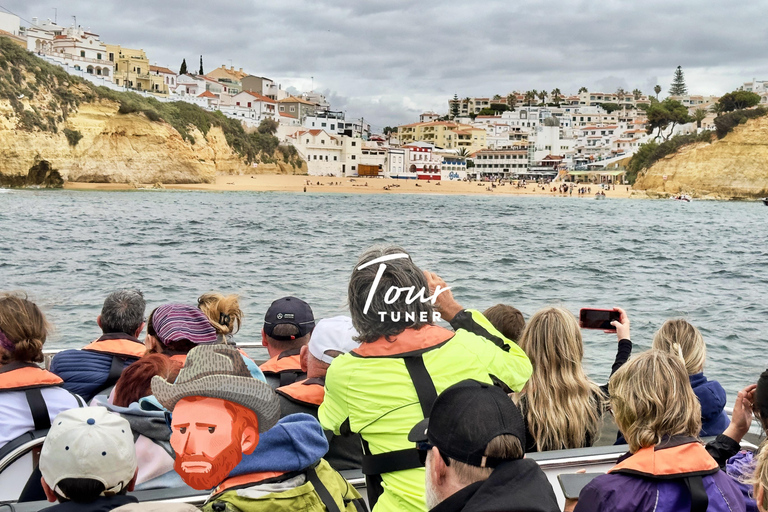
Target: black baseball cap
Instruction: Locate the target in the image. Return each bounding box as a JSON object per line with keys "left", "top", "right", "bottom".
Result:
{"left": 408, "top": 379, "right": 526, "bottom": 468}
{"left": 263, "top": 297, "right": 315, "bottom": 341}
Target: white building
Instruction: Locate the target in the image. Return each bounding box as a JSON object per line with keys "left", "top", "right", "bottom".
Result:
{"left": 398, "top": 142, "right": 442, "bottom": 180}
{"left": 173, "top": 74, "right": 206, "bottom": 97}
{"left": 386, "top": 147, "right": 406, "bottom": 178}
{"left": 222, "top": 91, "right": 277, "bottom": 124}
{"left": 741, "top": 80, "right": 768, "bottom": 105}
{"left": 287, "top": 130, "right": 363, "bottom": 177}
{"left": 472, "top": 147, "right": 529, "bottom": 179}
{"left": 150, "top": 65, "right": 177, "bottom": 91}
{"left": 0, "top": 11, "right": 21, "bottom": 37}
{"left": 420, "top": 111, "right": 439, "bottom": 123}
{"left": 434, "top": 149, "right": 468, "bottom": 180}
{"left": 28, "top": 23, "right": 114, "bottom": 80}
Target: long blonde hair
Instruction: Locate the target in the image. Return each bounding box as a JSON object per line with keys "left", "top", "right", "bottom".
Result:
{"left": 518, "top": 307, "right": 603, "bottom": 451}
{"left": 197, "top": 293, "right": 242, "bottom": 337}
{"left": 609, "top": 349, "right": 701, "bottom": 453}
{"left": 753, "top": 442, "right": 768, "bottom": 512}
{"left": 652, "top": 319, "right": 706, "bottom": 375}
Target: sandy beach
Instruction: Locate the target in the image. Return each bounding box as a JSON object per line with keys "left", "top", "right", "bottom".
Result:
{"left": 64, "top": 174, "right": 634, "bottom": 198}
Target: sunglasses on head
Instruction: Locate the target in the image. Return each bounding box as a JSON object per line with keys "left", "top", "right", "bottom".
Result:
{"left": 417, "top": 441, "right": 450, "bottom": 466}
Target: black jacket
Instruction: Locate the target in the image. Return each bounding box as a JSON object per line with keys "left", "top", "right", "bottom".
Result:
{"left": 430, "top": 458, "right": 559, "bottom": 512}
{"left": 40, "top": 495, "right": 138, "bottom": 511}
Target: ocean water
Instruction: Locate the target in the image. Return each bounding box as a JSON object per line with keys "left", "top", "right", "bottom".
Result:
{"left": 1, "top": 189, "right": 766, "bottom": 400}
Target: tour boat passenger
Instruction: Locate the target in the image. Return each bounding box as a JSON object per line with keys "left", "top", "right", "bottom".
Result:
{"left": 260, "top": 296, "right": 315, "bottom": 388}
{"left": 144, "top": 303, "right": 219, "bottom": 364}
{"left": 652, "top": 318, "right": 730, "bottom": 437}
{"left": 275, "top": 315, "right": 363, "bottom": 471}
{"left": 319, "top": 246, "right": 533, "bottom": 512}
{"left": 753, "top": 438, "right": 768, "bottom": 512}
{"left": 482, "top": 304, "right": 525, "bottom": 343}
{"left": 517, "top": 306, "right": 632, "bottom": 452}
{"left": 0, "top": 292, "right": 83, "bottom": 450}
{"left": 573, "top": 350, "right": 746, "bottom": 512}
{"left": 50, "top": 290, "right": 147, "bottom": 402}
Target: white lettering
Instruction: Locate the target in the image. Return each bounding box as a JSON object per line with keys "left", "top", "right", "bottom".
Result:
{"left": 378, "top": 311, "right": 387, "bottom": 322}
{"left": 405, "top": 286, "right": 428, "bottom": 305}
{"left": 363, "top": 263, "right": 387, "bottom": 315}
{"left": 432, "top": 312, "right": 442, "bottom": 322}
{"left": 427, "top": 285, "right": 452, "bottom": 304}
{"left": 391, "top": 311, "right": 401, "bottom": 322}
{"left": 384, "top": 286, "right": 405, "bottom": 304}
{"left": 405, "top": 311, "right": 415, "bottom": 323}
{"left": 420, "top": 311, "right": 428, "bottom": 322}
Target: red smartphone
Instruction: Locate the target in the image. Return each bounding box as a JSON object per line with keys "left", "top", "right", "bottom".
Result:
{"left": 579, "top": 308, "right": 620, "bottom": 331}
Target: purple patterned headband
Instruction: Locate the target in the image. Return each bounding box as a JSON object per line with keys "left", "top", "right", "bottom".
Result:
{"left": 152, "top": 303, "right": 217, "bottom": 346}
{"left": 0, "top": 328, "right": 15, "bottom": 352}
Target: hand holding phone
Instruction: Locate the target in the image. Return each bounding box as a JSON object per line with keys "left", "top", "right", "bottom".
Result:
{"left": 579, "top": 307, "right": 630, "bottom": 341}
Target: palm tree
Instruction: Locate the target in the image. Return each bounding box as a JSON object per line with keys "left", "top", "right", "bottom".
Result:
{"left": 537, "top": 90, "right": 547, "bottom": 104}
{"left": 506, "top": 93, "right": 517, "bottom": 111}
{"left": 457, "top": 147, "right": 470, "bottom": 157}
{"left": 524, "top": 90, "right": 535, "bottom": 106}
{"left": 464, "top": 97, "right": 472, "bottom": 115}
{"left": 632, "top": 88, "right": 642, "bottom": 101}
{"left": 654, "top": 85, "right": 661, "bottom": 99}
{"left": 578, "top": 86, "right": 588, "bottom": 94}
{"left": 551, "top": 88, "right": 562, "bottom": 107}
{"left": 693, "top": 108, "right": 707, "bottom": 128}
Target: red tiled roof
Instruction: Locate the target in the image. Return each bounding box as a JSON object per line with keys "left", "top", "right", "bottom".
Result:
{"left": 198, "top": 91, "right": 217, "bottom": 98}
{"left": 150, "top": 65, "right": 175, "bottom": 75}
{"left": 241, "top": 91, "right": 276, "bottom": 103}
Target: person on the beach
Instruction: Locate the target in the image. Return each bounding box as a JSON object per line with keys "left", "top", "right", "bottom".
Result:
{"left": 319, "top": 246, "right": 532, "bottom": 511}
{"left": 260, "top": 296, "right": 315, "bottom": 388}
{"left": 0, "top": 292, "right": 84, "bottom": 451}
{"left": 652, "top": 319, "right": 729, "bottom": 437}
{"left": 51, "top": 289, "right": 146, "bottom": 402}
{"left": 517, "top": 306, "right": 632, "bottom": 452}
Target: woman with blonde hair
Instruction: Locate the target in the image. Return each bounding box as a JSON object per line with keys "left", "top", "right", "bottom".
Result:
{"left": 197, "top": 292, "right": 243, "bottom": 344}
{"left": 574, "top": 350, "right": 746, "bottom": 512}
{"left": 754, "top": 443, "right": 768, "bottom": 512}
{"left": 517, "top": 306, "right": 632, "bottom": 452}
{"left": 653, "top": 318, "right": 729, "bottom": 437}
{"left": 0, "top": 292, "right": 83, "bottom": 449}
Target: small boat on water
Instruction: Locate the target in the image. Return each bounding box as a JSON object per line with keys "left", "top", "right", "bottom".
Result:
{"left": 761, "top": 197, "right": 768, "bottom": 206}
{"left": 671, "top": 194, "right": 692, "bottom": 202}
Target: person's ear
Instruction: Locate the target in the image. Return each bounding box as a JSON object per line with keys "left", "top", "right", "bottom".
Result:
{"left": 241, "top": 425, "right": 260, "bottom": 455}
{"left": 134, "top": 322, "right": 146, "bottom": 339}
{"left": 41, "top": 478, "right": 57, "bottom": 503}
{"left": 126, "top": 469, "right": 138, "bottom": 492}
{"left": 261, "top": 329, "right": 268, "bottom": 348}
{"left": 96, "top": 315, "right": 103, "bottom": 330}
{"left": 300, "top": 345, "right": 309, "bottom": 373}
{"left": 431, "top": 446, "right": 448, "bottom": 483}
{"left": 145, "top": 334, "right": 161, "bottom": 353}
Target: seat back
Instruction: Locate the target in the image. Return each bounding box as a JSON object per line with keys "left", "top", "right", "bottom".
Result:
{"left": 0, "top": 431, "right": 47, "bottom": 503}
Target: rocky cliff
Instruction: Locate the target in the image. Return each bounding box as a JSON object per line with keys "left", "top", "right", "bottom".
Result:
{"left": 634, "top": 116, "right": 768, "bottom": 199}
{"left": 0, "top": 37, "right": 302, "bottom": 187}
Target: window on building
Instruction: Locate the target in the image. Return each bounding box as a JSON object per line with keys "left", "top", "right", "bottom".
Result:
{"left": 248, "top": 102, "right": 252, "bottom": 108}
{"left": 352, "top": 166, "right": 356, "bottom": 171}
{"left": 306, "top": 139, "right": 309, "bottom": 143}
{"left": 109, "top": 53, "right": 114, "bottom": 61}
{"left": 325, "top": 155, "right": 329, "bottom": 161}
{"left": 321, "top": 122, "right": 326, "bottom": 127}
{"left": 97, "top": 53, "right": 102, "bottom": 60}
{"left": 80, "top": 50, "right": 85, "bottom": 57}
{"left": 334, "top": 156, "right": 338, "bottom": 161}
{"left": 351, "top": 141, "right": 356, "bottom": 146}
{"left": 290, "top": 106, "right": 295, "bottom": 112}
{"left": 351, "top": 155, "right": 356, "bottom": 160}
{"left": 321, "top": 140, "right": 325, "bottom": 144}
{"left": 314, "top": 155, "right": 317, "bottom": 160}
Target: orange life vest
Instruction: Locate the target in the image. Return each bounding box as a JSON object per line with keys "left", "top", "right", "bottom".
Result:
{"left": 169, "top": 354, "right": 187, "bottom": 365}
{"left": 609, "top": 437, "right": 719, "bottom": 478}
{"left": 260, "top": 350, "right": 303, "bottom": 375}
{"left": 213, "top": 470, "right": 286, "bottom": 495}
{"left": 276, "top": 377, "right": 325, "bottom": 407}
{"left": 82, "top": 336, "right": 146, "bottom": 359}
{"left": 0, "top": 363, "right": 63, "bottom": 391}
{"left": 351, "top": 324, "right": 454, "bottom": 358}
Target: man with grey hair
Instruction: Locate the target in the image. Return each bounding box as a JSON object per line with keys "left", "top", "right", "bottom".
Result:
{"left": 319, "top": 246, "right": 533, "bottom": 512}
{"left": 51, "top": 289, "right": 147, "bottom": 402}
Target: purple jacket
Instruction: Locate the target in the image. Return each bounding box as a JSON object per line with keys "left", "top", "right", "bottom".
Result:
{"left": 574, "top": 437, "right": 746, "bottom": 512}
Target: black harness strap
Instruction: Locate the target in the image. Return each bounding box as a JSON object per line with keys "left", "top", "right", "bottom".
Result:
{"left": 24, "top": 388, "right": 51, "bottom": 431}
{"left": 684, "top": 476, "right": 709, "bottom": 512}
{"left": 92, "top": 355, "right": 124, "bottom": 396}
{"left": 362, "top": 448, "right": 423, "bottom": 476}
{"left": 403, "top": 355, "right": 438, "bottom": 417}
{"left": 307, "top": 465, "right": 341, "bottom": 512}
{"left": 279, "top": 370, "right": 302, "bottom": 387}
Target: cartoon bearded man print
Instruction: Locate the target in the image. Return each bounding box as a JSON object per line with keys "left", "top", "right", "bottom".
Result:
{"left": 151, "top": 344, "right": 280, "bottom": 490}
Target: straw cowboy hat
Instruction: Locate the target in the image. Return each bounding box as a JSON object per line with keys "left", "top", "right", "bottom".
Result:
{"left": 151, "top": 344, "right": 280, "bottom": 433}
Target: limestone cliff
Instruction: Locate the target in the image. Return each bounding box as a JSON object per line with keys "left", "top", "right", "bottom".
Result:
{"left": 634, "top": 116, "right": 768, "bottom": 199}
{"left": 0, "top": 37, "right": 304, "bottom": 187}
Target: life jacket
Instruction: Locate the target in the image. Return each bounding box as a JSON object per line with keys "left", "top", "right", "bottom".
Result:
{"left": 82, "top": 333, "right": 146, "bottom": 359}
{"left": 609, "top": 436, "right": 720, "bottom": 512}
{"left": 213, "top": 470, "right": 287, "bottom": 495}
{"left": 351, "top": 324, "right": 454, "bottom": 508}
{"left": 276, "top": 377, "right": 325, "bottom": 407}
{"left": 169, "top": 354, "right": 187, "bottom": 365}
{"left": 260, "top": 348, "right": 304, "bottom": 387}
{"left": 0, "top": 361, "right": 82, "bottom": 431}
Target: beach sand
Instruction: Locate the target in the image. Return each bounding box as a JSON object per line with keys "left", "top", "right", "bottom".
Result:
{"left": 64, "top": 174, "right": 634, "bottom": 198}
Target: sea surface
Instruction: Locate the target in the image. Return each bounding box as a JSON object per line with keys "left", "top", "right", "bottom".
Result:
{"left": 1, "top": 189, "right": 766, "bottom": 401}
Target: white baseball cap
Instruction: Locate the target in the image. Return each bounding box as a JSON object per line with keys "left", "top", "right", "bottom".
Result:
{"left": 308, "top": 316, "right": 360, "bottom": 364}
{"left": 40, "top": 407, "right": 137, "bottom": 497}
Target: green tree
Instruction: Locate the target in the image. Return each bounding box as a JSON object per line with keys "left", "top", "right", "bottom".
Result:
{"left": 492, "top": 94, "right": 502, "bottom": 101}
{"left": 451, "top": 93, "right": 460, "bottom": 119}
{"left": 654, "top": 84, "right": 661, "bottom": 99}
{"left": 578, "top": 86, "right": 588, "bottom": 94}
{"left": 179, "top": 58, "right": 188, "bottom": 75}
{"left": 457, "top": 147, "right": 470, "bottom": 157}
{"left": 693, "top": 108, "right": 707, "bottom": 128}
{"left": 551, "top": 88, "right": 562, "bottom": 106}
{"left": 524, "top": 90, "right": 535, "bottom": 106}
{"left": 668, "top": 66, "right": 687, "bottom": 96}
{"left": 600, "top": 102, "right": 621, "bottom": 113}
{"left": 633, "top": 88, "right": 642, "bottom": 100}
{"left": 257, "top": 118, "right": 278, "bottom": 135}
{"left": 198, "top": 55, "right": 204, "bottom": 75}
{"left": 537, "top": 90, "right": 547, "bottom": 104}
{"left": 714, "top": 91, "right": 761, "bottom": 113}
{"left": 506, "top": 93, "right": 517, "bottom": 111}
{"left": 646, "top": 98, "right": 691, "bottom": 140}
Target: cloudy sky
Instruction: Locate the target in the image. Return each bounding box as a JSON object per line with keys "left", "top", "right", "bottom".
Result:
{"left": 4, "top": 0, "right": 767, "bottom": 130}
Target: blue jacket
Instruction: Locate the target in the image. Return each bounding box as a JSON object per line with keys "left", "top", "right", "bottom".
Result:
{"left": 229, "top": 413, "right": 329, "bottom": 477}
{"left": 690, "top": 373, "right": 730, "bottom": 437}
{"left": 50, "top": 334, "right": 144, "bottom": 402}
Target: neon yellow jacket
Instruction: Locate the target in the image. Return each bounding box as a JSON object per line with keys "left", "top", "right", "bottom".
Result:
{"left": 319, "top": 310, "right": 532, "bottom": 512}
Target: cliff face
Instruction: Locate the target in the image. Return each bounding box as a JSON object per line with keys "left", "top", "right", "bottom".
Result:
{"left": 634, "top": 116, "right": 768, "bottom": 199}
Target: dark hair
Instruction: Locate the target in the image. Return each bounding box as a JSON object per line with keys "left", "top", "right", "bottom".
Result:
{"left": 755, "top": 369, "right": 768, "bottom": 432}
{"left": 113, "top": 354, "right": 182, "bottom": 407}
{"left": 264, "top": 323, "right": 310, "bottom": 351}
{"left": 55, "top": 478, "right": 109, "bottom": 503}
{"left": 100, "top": 289, "right": 145, "bottom": 336}
{"left": 483, "top": 304, "right": 525, "bottom": 342}
{"left": 0, "top": 292, "right": 49, "bottom": 364}
{"left": 348, "top": 246, "right": 433, "bottom": 343}
{"left": 146, "top": 308, "right": 196, "bottom": 354}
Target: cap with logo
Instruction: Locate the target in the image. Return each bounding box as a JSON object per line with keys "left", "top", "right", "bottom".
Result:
{"left": 40, "top": 407, "right": 137, "bottom": 498}
{"left": 408, "top": 379, "right": 526, "bottom": 468}
{"left": 263, "top": 297, "right": 315, "bottom": 341}
{"left": 308, "top": 315, "right": 360, "bottom": 364}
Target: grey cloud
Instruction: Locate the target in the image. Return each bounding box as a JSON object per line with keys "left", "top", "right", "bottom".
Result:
{"left": 6, "top": 0, "right": 768, "bottom": 128}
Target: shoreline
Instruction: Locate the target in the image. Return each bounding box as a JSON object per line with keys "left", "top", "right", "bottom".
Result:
{"left": 62, "top": 174, "right": 636, "bottom": 199}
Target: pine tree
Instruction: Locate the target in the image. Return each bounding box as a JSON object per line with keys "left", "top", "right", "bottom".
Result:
{"left": 179, "top": 58, "right": 187, "bottom": 75}
{"left": 451, "top": 93, "right": 459, "bottom": 119}
{"left": 199, "top": 55, "right": 204, "bottom": 75}
{"left": 668, "top": 66, "right": 687, "bottom": 96}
